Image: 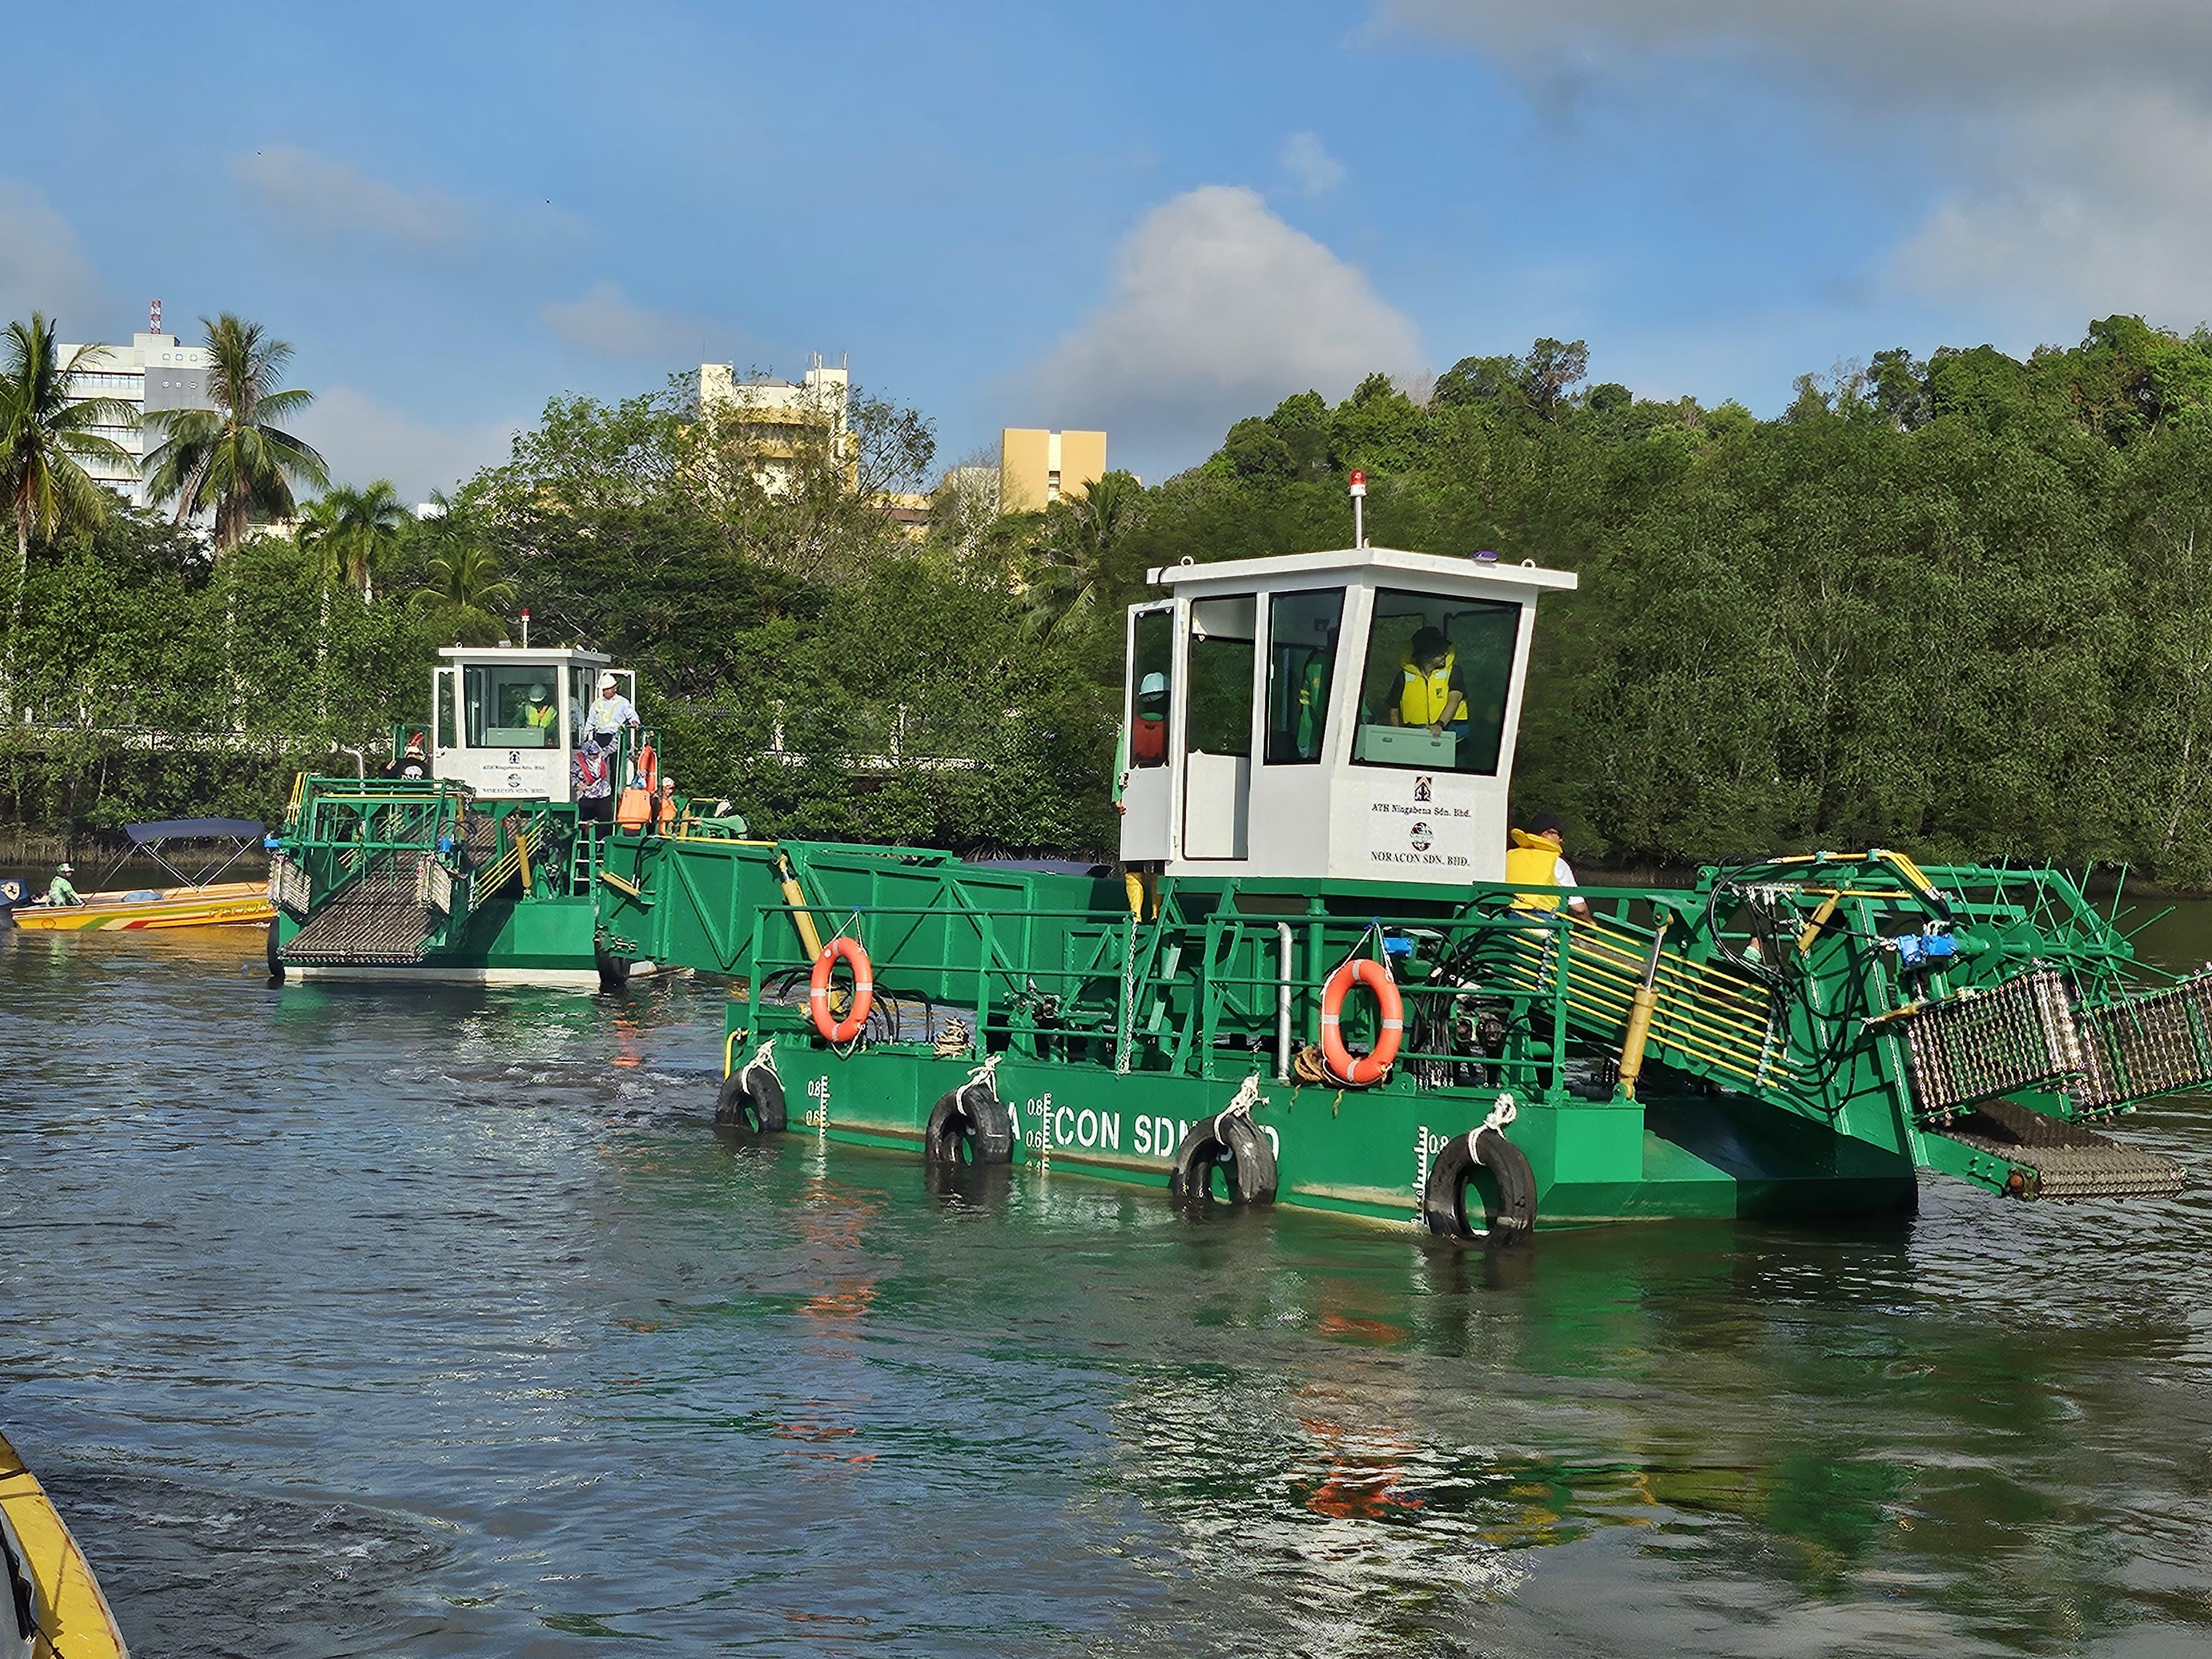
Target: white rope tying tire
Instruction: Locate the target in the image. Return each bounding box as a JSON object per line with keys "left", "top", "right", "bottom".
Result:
{"left": 1467, "top": 1093, "right": 1518, "bottom": 1166}
{"left": 966, "top": 1052, "right": 1002, "bottom": 1094}
{"left": 1214, "top": 1073, "right": 1266, "bottom": 1140}
{"left": 741, "top": 1036, "right": 779, "bottom": 1088}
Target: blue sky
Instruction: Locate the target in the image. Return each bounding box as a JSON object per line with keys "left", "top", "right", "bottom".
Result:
{"left": 6, "top": 2, "right": 2207, "bottom": 497}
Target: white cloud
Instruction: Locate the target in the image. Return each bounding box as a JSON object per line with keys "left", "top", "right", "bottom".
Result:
{"left": 1374, "top": 1, "right": 2212, "bottom": 330}
{"left": 542, "top": 281, "right": 709, "bottom": 360}
{"left": 1371, "top": 1, "right": 2212, "bottom": 102}
{"left": 233, "top": 145, "right": 582, "bottom": 255}
{"left": 1895, "top": 91, "right": 2212, "bottom": 326}
{"left": 1032, "top": 186, "right": 1420, "bottom": 467}
{"left": 0, "top": 180, "right": 100, "bottom": 329}
{"left": 1281, "top": 131, "right": 1347, "bottom": 199}
{"left": 237, "top": 146, "right": 466, "bottom": 247}
{"left": 291, "top": 386, "right": 520, "bottom": 504}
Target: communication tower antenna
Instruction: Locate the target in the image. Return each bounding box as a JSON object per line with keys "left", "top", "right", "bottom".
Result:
{"left": 149, "top": 298, "right": 162, "bottom": 335}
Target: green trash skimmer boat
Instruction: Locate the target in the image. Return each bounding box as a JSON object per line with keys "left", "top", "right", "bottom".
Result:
{"left": 586, "top": 535, "right": 2192, "bottom": 1237}
{"left": 272, "top": 531, "right": 2193, "bottom": 1235}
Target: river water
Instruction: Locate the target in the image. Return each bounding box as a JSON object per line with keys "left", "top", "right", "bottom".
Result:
{"left": 2, "top": 911, "right": 2210, "bottom": 1658}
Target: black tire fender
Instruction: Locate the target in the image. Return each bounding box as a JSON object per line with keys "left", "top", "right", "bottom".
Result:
{"left": 715, "top": 1065, "right": 786, "bottom": 1134}
{"left": 265, "top": 918, "right": 285, "bottom": 981}
{"left": 1169, "top": 1112, "right": 1278, "bottom": 1206}
{"left": 923, "top": 1079, "right": 1014, "bottom": 1167}
{"left": 596, "top": 939, "right": 632, "bottom": 994}
{"left": 1422, "top": 1125, "right": 1536, "bottom": 1243}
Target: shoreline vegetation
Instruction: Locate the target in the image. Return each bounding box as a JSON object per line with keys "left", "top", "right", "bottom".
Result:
{"left": 11, "top": 315, "right": 2212, "bottom": 885}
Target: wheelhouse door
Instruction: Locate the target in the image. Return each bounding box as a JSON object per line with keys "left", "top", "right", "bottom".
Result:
{"left": 1118, "top": 603, "right": 1174, "bottom": 863}
{"left": 432, "top": 666, "right": 460, "bottom": 781}
{"left": 1180, "top": 593, "right": 1255, "bottom": 860}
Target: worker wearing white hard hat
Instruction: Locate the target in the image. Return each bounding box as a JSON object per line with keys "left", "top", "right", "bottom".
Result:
{"left": 582, "top": 670, "right": 640, "bottom": 745}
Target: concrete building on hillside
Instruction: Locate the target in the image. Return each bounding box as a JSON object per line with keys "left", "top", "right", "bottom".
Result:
{"left": 697, "top": 355, "right": 852, "bottom": 494}
{"left": 55, "top": 302, "right": 217, "bottom": 509}
{"left": 1000, "top": 427, "right": 1105, "bottom": 514}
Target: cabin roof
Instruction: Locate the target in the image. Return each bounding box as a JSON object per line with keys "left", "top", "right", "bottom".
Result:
{"left": 435, "top": 645, "right": 613, "bottom": 665}
{"left": 1146, "top": 545, "right": 1578, "bottom": 596}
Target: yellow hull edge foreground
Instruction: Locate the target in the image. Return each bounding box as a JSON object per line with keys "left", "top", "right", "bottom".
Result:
{"left": 11, "top": 880, "right": 273, "bottom": 933}
{"left": 0, "top": 1430, "right": 129, "bottom": 1658}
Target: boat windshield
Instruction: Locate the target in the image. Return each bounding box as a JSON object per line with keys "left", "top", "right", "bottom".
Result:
{"left": 463, "top": 665, "right": 562, "bottom": 748}
{"left": 1353, "top": 588, "right": 1520, "bottom": 776}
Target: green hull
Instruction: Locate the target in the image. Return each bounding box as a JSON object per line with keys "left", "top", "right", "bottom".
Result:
{"left": 274, "top": 893, "right": 611, "bottom": 984}
{"left": 600, "top": 834, "right": 2160, "bottom": 1234}
{"left": 739, "top": 1040, "right": 1918, "bottom": 1228}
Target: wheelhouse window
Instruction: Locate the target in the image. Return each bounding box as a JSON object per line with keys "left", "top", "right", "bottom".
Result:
{"left": 463, "top": 665, "right": 562, "bottom": 748}
{"left": 1185, "top": 594, "right": 1255, "bottom": 758}
{"left": 1264, "top": 588, "right": 1344, "bottom": 764}
{"left": 1128, "top": 609, "right": 1173, "bottom": 769}
{"left": 1352, "top": 588, "right": 1521, "bottom": 775}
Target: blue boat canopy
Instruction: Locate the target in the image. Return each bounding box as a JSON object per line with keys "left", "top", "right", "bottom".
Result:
{"left": 126, "top": 818, "right": 266, "bottom": 844}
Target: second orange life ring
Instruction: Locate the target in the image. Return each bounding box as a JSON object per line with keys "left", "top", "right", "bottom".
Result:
{"left": 1319, "top": 957, "right": 1402, "bottom": 1086}
{"left": 810, "top": 936, "right": 874, "bottom": 1044}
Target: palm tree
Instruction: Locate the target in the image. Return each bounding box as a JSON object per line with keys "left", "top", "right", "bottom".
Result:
{"left": 408, "top": 498, "right": 515, "bottom": 645}
{"left": 1018, "top": 469, "right": 1147, "bottom": 643}
{"left": 301, "top": 479, "right": 407, "bottom": 603}
{"left": 144, "top": 314, "right": 327, "bottom": 550}
{"left": 0, "top": 315, "right": 138, "bottom": 709}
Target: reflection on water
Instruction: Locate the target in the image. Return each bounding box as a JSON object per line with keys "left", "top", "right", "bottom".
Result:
{"left": 1, "top": 922, "right": 2209, "bottom": 1656}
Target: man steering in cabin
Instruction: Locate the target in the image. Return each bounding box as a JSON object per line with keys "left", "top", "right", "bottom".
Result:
{"left": 523, "top": 682, "right": 559, "bottom": 744}
{"left": 1385, "top": 625, "right": 1467, "bottom": 739}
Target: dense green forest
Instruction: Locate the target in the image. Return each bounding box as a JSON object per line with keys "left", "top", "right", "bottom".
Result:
{"left": 13, "top": 313, "right": 2212, "bottom": 883}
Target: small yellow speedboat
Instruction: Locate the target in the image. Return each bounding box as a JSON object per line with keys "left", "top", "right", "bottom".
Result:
{"left": 0, "top": 1430, "right": 129, "bottom": 1658}
{"left": 11, "top": 880, "right": 273, "bottom": 932}
{"left": 10, "top": 818, "right": 273, "bottom": 933}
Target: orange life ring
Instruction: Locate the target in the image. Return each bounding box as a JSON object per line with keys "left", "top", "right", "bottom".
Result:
{"left": 632, "top": 744, "right": 659, "bottom": 794}
{"left": 1319, "top": 956, "right": 1402, "bottom": 1086}
{"left": 810, "top": 936, "right": 874, "bottom": 1044}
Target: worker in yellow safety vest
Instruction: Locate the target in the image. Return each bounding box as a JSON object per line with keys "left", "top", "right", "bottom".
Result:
{"left": 1506, "top": 812, "right": 1589, "bottom": 917}
{"left": 1388, "top": 627, "right": 1465, "bottom": 737}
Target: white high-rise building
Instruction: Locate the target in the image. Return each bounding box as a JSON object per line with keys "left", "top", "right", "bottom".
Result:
{"left": 696, "top": 354, "right": 851, "bottom": 494}
{"left": 54, "top": 301, "right": 217, "bottom": 509}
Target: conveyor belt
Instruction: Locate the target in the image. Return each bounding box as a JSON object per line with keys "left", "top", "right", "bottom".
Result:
{"left": 1928, "top": 1097, "right": 2187, "bottom": 1199}
{"left": 280, "top": 857, "right": 439, "bottom": 965}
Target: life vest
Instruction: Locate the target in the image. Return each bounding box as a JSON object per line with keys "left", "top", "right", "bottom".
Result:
{"left": 1399, "top": 651, "right": 1456, "bottom": 727}
{"left": 1505, "top": 828, "right": 1563, "bottom": 911}
{"left": 524, "top": 701, "right": 557, "bottom": 728}
{"left": 1131, "top": 713, "right": 1166, "bottom": 764}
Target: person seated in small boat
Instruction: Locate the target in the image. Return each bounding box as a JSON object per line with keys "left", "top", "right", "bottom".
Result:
{"left": 1506, "top": 812, "right": 1589, "bottom": 919}
{"left": 44, "top": 862, "right": 82, "bottom": 906}
{"left": 384, "top": 732, "right": 431, "bottom": 781}
{"left": 523, "top": 682, "right": 559, "bottom": 744}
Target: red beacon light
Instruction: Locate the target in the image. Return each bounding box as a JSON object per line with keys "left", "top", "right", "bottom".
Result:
{"left": 1348, "top": 469, "right": 1368, "bottom": 546}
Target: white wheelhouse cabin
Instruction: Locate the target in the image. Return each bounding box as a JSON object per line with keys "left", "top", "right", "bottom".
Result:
{"left": 1117, "top": 546, "right": 1577, "bottom": 886}
{"left": 430, "top": 645, "right": 639, "bottom": 803}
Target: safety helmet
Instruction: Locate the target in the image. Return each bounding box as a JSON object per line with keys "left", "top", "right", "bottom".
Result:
{"left": 1139, "top": 672, "right": 1167, "bottom": 697}
{"left": 598, "top": 671, "right": 618, "bottom": 691}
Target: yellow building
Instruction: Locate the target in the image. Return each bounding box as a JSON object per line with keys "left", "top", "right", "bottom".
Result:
{"left": 1000, "top": 428, "right": 1106, "bottom": 514}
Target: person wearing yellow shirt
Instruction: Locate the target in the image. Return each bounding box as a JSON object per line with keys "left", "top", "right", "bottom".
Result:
{"left": 1387, "top": 627, "right": 1465, "bottom": 738}
{"left": 1505, "top": 812, "right": 1590, "bottom": 917}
